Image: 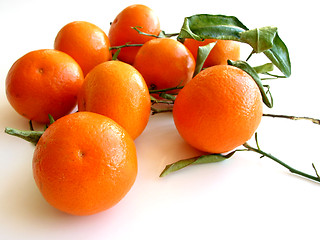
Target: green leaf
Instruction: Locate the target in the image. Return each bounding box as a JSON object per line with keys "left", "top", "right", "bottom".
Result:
{"left": 160, "top": 151, "right": 236, "bottom": 177}
{"left": 5, "top": 127, "right": 43, "bottom": 145}
{"left": 264, "top": 33, "right": 291, "bottom": 77}
{"left": 177, "top": 14, "right": 248, "bottom": 42}
{"left": 177, "top": 14, "right": 291, "bottom": 77}
{"left": 240, "top": 26, "right": 277, "bottom": 53}
{"left": 253, "top": 63, "right": 274, "bottom": 74}
{"left": 228, "top": 60, "right": 273, "bottom": 108}
{"left": 193, "top": 41, "right": 217, "bottom": 76}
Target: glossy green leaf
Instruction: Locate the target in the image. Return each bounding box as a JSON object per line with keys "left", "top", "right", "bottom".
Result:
{"left": 240, "top": 26, "right": 277, "bottom": 53}
{"left": 160, "top": 151, "right": 236, "bottom": 177}
{"left": 178, "top": 14, "right": 248, "bottom": 42}
{"left": 264, "top": 33, "right": 291, "bottom": 77}
{"left": 193, "top": 41, "right": 217, "bottom": 76}
{"left": 177, "top": 14, "right": 291, "bottom": 77}
{"left": 228, "top": 60, "right": 273, "bottom": 108}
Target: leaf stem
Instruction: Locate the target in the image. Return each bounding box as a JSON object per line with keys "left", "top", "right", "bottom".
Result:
{"left": 131, "top": 26, "right": 179, "bottom": 38}
{"left": 243, "top": 142, "right": 320, "bottom": 183}
{"left": 149, "top": 86, "right": 183, "bottom": 94}
{"left": 246, "top": 50, "right": 254, "bottom": 61}
{"left": 312, "top": 163, "right": 320, "bottom": 178}
{"left": 109, "top": 43, "right": 143, "bottom": 50}
{"left": 131, "top": 26, "right": 161, "bottom": 38}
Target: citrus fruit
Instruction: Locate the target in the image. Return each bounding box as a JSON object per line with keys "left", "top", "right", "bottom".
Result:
{"left": 133, "top": 38, "right": 195, "bottom": 94}
{"left": 32, "top": 111, "right": 137, "bottom": 216}
{"left": 54, "top": 21, "right": 112, "bottom": 76}
{"left": 5, "top": 49, "right": 84, "bottom": 124}
{"left": 173, "top": 65, "right": 263, "bottom": 153}
{"left": 184, "top": 38, "right": 240, "bottom": 67}
{"left": 108, "top": 4, "right": 161, "bottom": 64}
{"left": 77, "top": 60, "right": 151, "bottom": 139}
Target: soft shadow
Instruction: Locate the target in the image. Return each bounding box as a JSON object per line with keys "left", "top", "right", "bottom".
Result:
{"left": 0, "top": 101, "right": 30, "bottom": 130}
{"left": 134, "top": 113, "right": 204, "bottom": 180}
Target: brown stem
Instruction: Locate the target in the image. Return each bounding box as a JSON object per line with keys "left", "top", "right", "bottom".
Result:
{"left": 263, "top": 113, "right": 320, "bottom": 125}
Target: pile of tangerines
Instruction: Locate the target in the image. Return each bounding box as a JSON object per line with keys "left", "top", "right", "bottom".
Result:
{"left": 5, "top": 4, "right": 265, "bottom": 215}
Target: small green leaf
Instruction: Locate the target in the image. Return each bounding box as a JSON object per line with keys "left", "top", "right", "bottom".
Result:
{"left": 5, "top": 127, "right": 43, "bottom": 145}
{"left": 228, "top": 60, "right": 273, "bottom": 108}
{"left": 253, "top": 63, "right": 274, "bottom": 74}
{"left": 193, "top": 41, "right": 217, "bottom": 76}
{"left": 160, "top": 151, "right": 235, "bottom": 177}
{"left": 177, "top": 14, "right": 248, "bottom": 42}
{"left": 264, "top": 33, "right": 291, "bottom": 77}
{"left": 240, "top": 26, "right": 277, "bottom": 53}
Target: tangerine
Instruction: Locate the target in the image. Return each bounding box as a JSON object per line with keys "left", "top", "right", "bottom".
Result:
{"left": 173, "top": 65, "right": 263, "bottom": 153}
{"left": 33, "top": 111, "right": 137, "bottom": 216}
{"left": 184, "top": 38, "right": 240, "bottom": 67}
{"left": 133, "top": 38, "right": 195, "bottom": 93}
{"left": 108, "top": 4, "right": 161, "bottom": 64}
{"left": 5, "top": 49, "right": 84, "bottom": 124}
{"left": 77, "top": 60, "right": 151, "bottom": 139}
{"left": 54, "top": 21, "right": 112, "bottom": 76}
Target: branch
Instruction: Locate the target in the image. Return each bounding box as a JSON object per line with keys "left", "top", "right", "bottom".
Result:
{"left": 149, "top": 86, "right": 183, "bottom": 94}
{"left": 263, "top": 113, "right": 320, "bottom": 125}
{"left": 243, "top": 133, "right": 320, "bottom": 183}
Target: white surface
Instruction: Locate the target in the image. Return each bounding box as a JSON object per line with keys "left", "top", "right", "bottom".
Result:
{"left": 1, "top": 0, "right": 320, "bottom": 239}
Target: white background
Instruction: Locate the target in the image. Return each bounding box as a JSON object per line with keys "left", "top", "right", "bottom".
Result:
{"left": 1, "top": 0, "right": 320, "bottom": 239}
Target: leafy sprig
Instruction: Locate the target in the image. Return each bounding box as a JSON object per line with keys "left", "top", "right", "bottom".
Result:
{"left": 177, "top": 14, "right": 291, "bottom": 77}
{"left": 148, "top": 14, "right": 320, "bottom": 184}
{"left": 6, "top": 14, "right": 317, "bottom": 185}
{"left": 4, "top": 115, "right": 55, "bottom": 145}
{"left": 161, "top": 133, "right": 320, "bottom": 184}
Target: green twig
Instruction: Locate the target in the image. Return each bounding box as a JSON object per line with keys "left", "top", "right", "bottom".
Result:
{"left": 132, "top": 26, "right": 161, "bottom": 38}
{"left": 243, "top": 134, "right": 320, "bottom": 183}
{"left": 110, "top": 43, "right": 144, "bottom": 60}
{"left": 132, "top": 26, "right": 179, "bottom": 38}
{"left": 109, "top": 43, "right": 143, "bottom": 50}
{"left": 149, "top": 86, "right": 183, "bottom": 94}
